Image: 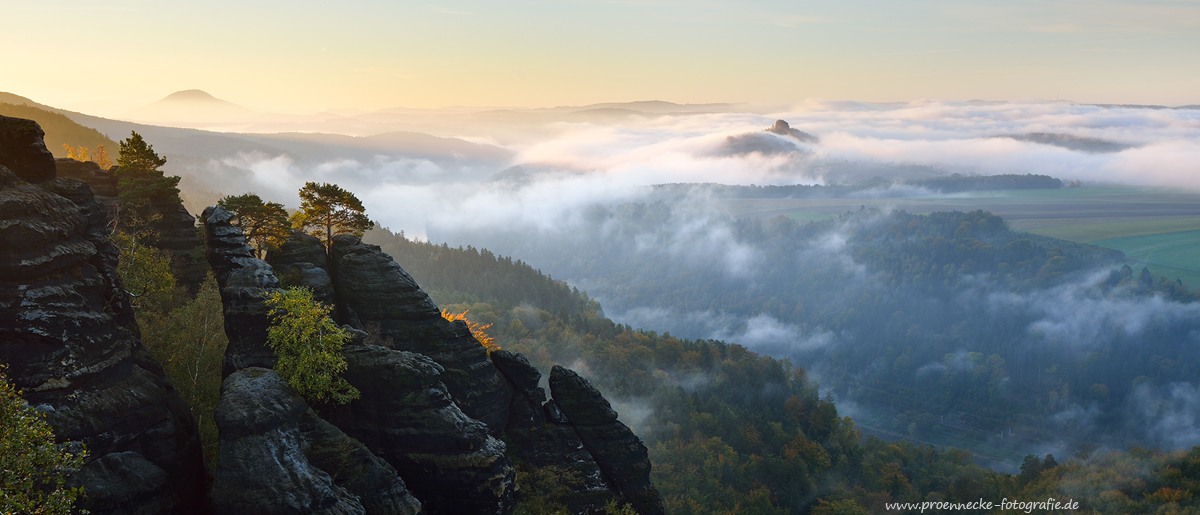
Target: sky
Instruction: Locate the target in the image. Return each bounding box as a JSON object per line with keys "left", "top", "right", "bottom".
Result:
{"left": 3, "top": 0, "right": 1199, "bottom": 115}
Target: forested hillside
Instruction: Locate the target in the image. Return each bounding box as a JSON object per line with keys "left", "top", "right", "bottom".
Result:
{"left": 651, "top": 174, "right": 1064, "bottom": 200}
{"left": 0, "top": 101, "right": 117, "bottom": 157}
{"left": 368, "top": 228, "right": 997, "bottom": 513}
{"left": 419, "top": 204, "right": 1200, "bottom": 465}
{"left": 367, "top": 227, "right": 1200, "bottom": 513}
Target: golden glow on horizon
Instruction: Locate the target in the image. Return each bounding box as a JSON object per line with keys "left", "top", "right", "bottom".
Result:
{"left": 2, "top": 1, "right": 1198, "bottom": 115}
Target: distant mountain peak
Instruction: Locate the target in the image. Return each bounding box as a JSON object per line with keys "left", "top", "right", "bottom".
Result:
{"left": 161, "top": 90, "right": 221, "bottom": 102}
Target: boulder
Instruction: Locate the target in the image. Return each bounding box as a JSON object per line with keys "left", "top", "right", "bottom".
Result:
{"left": 211, "top": 368, "right": 422, "bottom": 515}
{"left": 0, "top": 115, "right": 55, "bottom": 183}
{"left": 66, "top": 452, "right": 177, "bottom": 515}
{"left": 0, "top": 162, "right": 207, "bottom": 514}
{"left": 322, "top": 344, "right": 515, "bottom": 515}
{"left": 550, "top": 366, "right": 664, "bottom": 515}
{"left": 330, "top": 234, "right": 513, "bottom": 432}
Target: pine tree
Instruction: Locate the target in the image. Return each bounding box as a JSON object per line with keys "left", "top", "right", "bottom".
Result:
{"left": 291, "top": 182, "right": 373, "bottom": 253}
{"left": 218, "top": 194, "right": 290, "bottom": 259}
{"left": 115, "top": 131, "right": 181, "bottom": 223}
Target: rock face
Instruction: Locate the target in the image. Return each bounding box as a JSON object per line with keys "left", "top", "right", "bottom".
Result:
{"left": 330, "top": 234, "right": 513, "bottom": 432}
{"left": 211, "top": 368, "right": 421, "bottom": 515}
{"left": 201, "top": 205, "right": 661, "bottom": 515}
{"left": 56, "top": 157, "right": 117, "bottom": 196}
{"left": 551, "top": 366, "right": 665, "bottom": 515}
{"left": 0, "top": 115, "right": 56, "bottom": 183}
{"left": 0, "top": 118, "right": 206, "bottom": 515}
{"left": 202, "top": 206, "right": 280, "bottom": 377}
{"left": 323, "top": 344, "right": 515, "bottom": 515}
{"left": 267, "top": 230, "right": 335, "bottom": 306}
{"left": 55, "top": 156, "right": 206, "bottom": 290}
{"left": 492, "top": 350, "right": 614, "bottom": 513}
{"left": 153, "top": 202, "right": 207, "bottom": 288}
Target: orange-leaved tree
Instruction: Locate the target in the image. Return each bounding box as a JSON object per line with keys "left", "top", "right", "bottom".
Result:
{"left": 441, "top": 309, "right": 500, "bottom": 354}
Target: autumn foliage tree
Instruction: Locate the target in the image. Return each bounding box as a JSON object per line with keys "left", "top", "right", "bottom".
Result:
{"left": 217, "top": 194, "right": 290, "bottom": 259}
{"left": 62, "top": 143, "right": 113, "bottom": 169}
{"left": 291, "top": 182, "right": 373, "bottom": 253}
{"left": 441, "top": 309, "right": 501, "bottom": 354}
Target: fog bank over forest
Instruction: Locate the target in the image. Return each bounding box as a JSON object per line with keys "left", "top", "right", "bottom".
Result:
{"left": 147, "top": 98, "right": 1200, "bottom": 460}
{"left": 144, "top": 99, "right": 1200, "bottom": 233}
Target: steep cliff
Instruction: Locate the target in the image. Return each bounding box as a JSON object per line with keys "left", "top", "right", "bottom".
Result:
{"left": 323, "top": 344, "right": 515, "bottom": 515}
{"left": 330, "top": 234, "right": 514, "bottom": 433}
{"left": 491, "top": 350, "right": 615, "bottom": 513}
{"left": 0, "top": 116, "right": 207, "bottom": 514}
{"left": 551, "top": 366, "right": 665, "bottom": 515}
{"left": 54, "top": 155, "right": 207, "bottom": 289}
{"left": 201, "top": 206, "right": 280, "bottom": 377}
{"left": 211, "top": 368, "right": 421, "bottom": 515}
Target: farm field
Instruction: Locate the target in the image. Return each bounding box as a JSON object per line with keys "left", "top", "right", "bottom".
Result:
{"left": 721, "top": 185, "right": 1200, "bottom": 287}
{"left": 719, "top": 185, "right": 1200, "bottom": 221}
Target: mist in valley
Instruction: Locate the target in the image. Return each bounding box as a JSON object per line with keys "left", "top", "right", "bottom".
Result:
{"left": 119, "top": 98, "right": 1200, "bottom": 469}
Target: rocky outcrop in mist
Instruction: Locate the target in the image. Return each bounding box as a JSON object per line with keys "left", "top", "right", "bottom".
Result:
{"left": 766, "top": 119, "right": 819, "bottom": 143}
{"left": 330, "top": 233, "right": 514, "bottom": 432}
{"left": 0, "top": 116, "right": 207, "bottom": 514}
{"left": 2, "top": 114, "right": 664, "bottom": 515}
{"left": 208, "top": 212, "right": 664, "bottom": 514}
{"left": 552, "top": 366, "right": 665, "bottom": 515}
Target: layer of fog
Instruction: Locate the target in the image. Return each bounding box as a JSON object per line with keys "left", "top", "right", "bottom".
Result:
{"left": 171, "top": 100, "right": 1200, "bottom": 218}
{"left": 167, "top": 100, "right": 1200, "bottom": 459}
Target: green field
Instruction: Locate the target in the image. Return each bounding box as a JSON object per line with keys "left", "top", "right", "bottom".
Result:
{"left": 783, "top": 211, "right": 834, "bottom": 223}
{"left": 1023, "top": 218, "right": 1200, "bottom": 243}
{"left": 1021, "top": 218, "right": 1200, "bottom": 288}
{"left": 721, "top": 185, "right": 1200, "bottom": 289}
{"left": 1090, "top": 231, "right": 1200, "bottom": 286}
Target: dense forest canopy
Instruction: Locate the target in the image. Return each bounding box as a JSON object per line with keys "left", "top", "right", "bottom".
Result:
{"left": 416, "top": 201, "right": 1200, "bottom": 466}
{"left": 651, "top": 174, "right": 1064, "bottom": 200}
{"left": 366, "top": 225, "right": 1200, "bottom": 514}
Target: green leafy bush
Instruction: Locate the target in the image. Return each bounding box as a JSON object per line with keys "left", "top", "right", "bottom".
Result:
{"left": 264, "top": 287, "right": 360, "bottom": 405}
{"left": 0, "top": 367, "right": 86, "bottom": 514}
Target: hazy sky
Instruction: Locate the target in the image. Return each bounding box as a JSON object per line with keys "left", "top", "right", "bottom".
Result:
{"left": 3, "top": 0, "right": 1198, "bottom": 114}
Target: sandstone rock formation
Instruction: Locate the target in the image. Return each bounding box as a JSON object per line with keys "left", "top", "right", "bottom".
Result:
{"left": 211, "top": 368, "right": 421, "bottom": 515}
{"left": 0, "top": 117, "right": 207, "bottom": 515}
{"left": 0, "top": 115, "right": 56, "bottom": 183}
{"left": 766, "top": 119, "right": 819, "bottom": 143}
{"left": 330, "top": 234, "right": 513, "bottom": 432}
{"left": 323, "top": 345, "right": 515, "bottom": 515}
{"left": 55, "top": 157, "right": 117, "bottom": 196}
{"left": 551, "top": 366, "right": 665, "bottom": 515}
{"left": 492, "top": 350, "right": 614, "bottom": 513}
{"left": 201, "top": 206, "right": 280, "bottom": 378}
{"left": 197, "top": 179, "right": 661, "bottom": 515}
{"left": 267, "top": 230, "right": 335, "bottom": 305}
{"left": 55, "top": 155, "right": 207, "bottom": 289}
{"left": 153, "top": 201, "right": 207, "bottom": 288}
